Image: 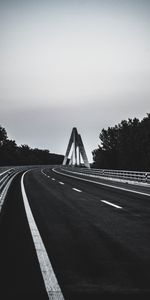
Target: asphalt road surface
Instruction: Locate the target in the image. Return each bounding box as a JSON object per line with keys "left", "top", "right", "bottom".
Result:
{"left": 0, "top": 166, "right": 150, "bottom": 299}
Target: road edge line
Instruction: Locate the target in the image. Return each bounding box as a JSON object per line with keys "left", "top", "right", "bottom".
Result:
{"left": 21, "top": 170, "right": 65, "bottom": 300}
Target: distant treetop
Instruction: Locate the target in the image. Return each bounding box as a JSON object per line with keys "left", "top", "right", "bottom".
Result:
{"left": 0, "top": 124, "right": 64, "bottom": 166}
{"left": 92, "top": 113, "right": 150, "bottom": 171}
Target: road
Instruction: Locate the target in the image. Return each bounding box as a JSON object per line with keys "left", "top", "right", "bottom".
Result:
{"left": 0, "top": 166, "right": 150, "bottom": 299}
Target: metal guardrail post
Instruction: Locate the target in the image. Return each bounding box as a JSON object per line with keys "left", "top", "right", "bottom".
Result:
{"left": 145, "top": 173, "right": 148, "bottom": 183}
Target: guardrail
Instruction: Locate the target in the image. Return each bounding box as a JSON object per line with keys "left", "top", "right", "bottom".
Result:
{"left": 0, "top": 165, "right": 47, "bottom": 213}
{"left": 62, "top": 166, "right": 150, "bottom": 184}
{"left": 0, "top": 168, "right": 15, "bottom": 193}
{"left": 0, "top": 168, "right": 23, "bottom": 213}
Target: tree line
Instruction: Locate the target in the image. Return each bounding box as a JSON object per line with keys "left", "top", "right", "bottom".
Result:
{"left": 0, "top": 125, "right": 64, "bottom": 166}
{"left": 92, "top": 113, "right": 150, "bottom": 171}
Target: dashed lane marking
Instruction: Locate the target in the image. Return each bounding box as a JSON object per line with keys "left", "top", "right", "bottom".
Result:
{"left": 52, "top": 178, "right": 56, "bottom": 181}
{"left": 101, "top": 200, "right": 122, "bottom": 209}
{"left": 72, "top": 188, "right": 82, "bottom": 192}
{"left": 41, "top": 169, "right": 50, "bottom": 179}
{"left": 21, "top": 171, "right": 65, "bottom": 300}
{"left": 59, "top": 182, "right": 64, "bottom": 185}
{"left": 41, "top": 169, "right": 47, "bottom": 177}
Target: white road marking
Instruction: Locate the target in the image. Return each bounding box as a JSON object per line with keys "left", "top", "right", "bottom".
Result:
{"left": 21, "top": 171, "right": 65, "bottom": 300}
{"left": 52, "top": 178, "right": 56, "bottom": 181}
{"left": 41, "top": 169, "right": 47, "bottom": 176}
{"left": 72, "top": 188, "right": 82, "bottom": 192}
{"left": 59, "top": 182, "right": 64, "bottom": 185}
{"left": 41, "top": 169, "right": 50, "bottom": 179}
{"left": 53, "top": 168, "right": 150, "bottom": 197}
{"left": 101, "top": 200, "right": 122, "bottom": 209}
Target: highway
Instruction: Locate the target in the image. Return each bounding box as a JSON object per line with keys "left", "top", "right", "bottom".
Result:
{"left": 0, "top": 166, "right": 150, "bottom": 299}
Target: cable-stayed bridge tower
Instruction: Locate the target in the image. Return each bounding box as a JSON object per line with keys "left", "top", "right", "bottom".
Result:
{"left": 63, "top": 128, "right": 90, "bottom": 168}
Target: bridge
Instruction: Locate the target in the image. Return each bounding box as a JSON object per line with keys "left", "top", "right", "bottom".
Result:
{"left": 62, "top": 127, "right": 90, "bottom": 168}
{"left": 0, "top": 132, "right": 150, "bottom": 299}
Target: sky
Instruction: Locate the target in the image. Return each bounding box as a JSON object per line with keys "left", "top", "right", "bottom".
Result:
{"left": 0, "top": 0, "right": 150, "bottom": 162}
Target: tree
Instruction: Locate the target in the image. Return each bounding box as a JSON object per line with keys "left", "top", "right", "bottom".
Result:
{"left": 0, "top": 125, "right": 65, "bottom": 166}
{"left": 0, "top": 140, "right": 18, "bottom": 165}
{"left": 139, "top": 114, "right": 150, "bottom": 170}
{"left": 0, "top": 125, "right": 7, "bottom": 145}
{"left": 92, "top": 114, "right": 150, "bottom": 171}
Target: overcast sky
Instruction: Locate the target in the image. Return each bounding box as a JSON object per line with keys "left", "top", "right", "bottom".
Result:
{"left": 0, "top": 0, "right": 150, "bottom": 162}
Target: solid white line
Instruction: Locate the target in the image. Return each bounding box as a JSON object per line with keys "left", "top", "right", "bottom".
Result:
{"left": 101, "top": 200, "right": 122, "bottom": 209}
{"left": 59, "top": 182, "right": 64, "bottom": 185}
{"left": 21, "top": 171, "right": 65, "bottom": 300}
{"left": 53, "top": 168, "right": 150, "bottom": 197}
{"left": 72, "top": 188, "right": 82, "bottom": 192}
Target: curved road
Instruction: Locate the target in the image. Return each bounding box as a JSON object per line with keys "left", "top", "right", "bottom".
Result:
{"left": 0, "top": 166, "right": 150, "bottom": 299}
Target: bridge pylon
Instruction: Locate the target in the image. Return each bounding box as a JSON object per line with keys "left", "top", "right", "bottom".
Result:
{"left": 63, "top": 127, "right": 90, "bottom": 168}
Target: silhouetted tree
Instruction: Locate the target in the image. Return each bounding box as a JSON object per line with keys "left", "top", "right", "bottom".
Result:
{"left": 0, "top": 125, "right": 7, "bottom": 145}
{"left": 2, "top": 140, "right": 18, "bottom": 165}
{"left": 0, "top": 125, "right": 64, "bottom": 166}
{"left": 92, "top": 113, "right": 150, "bottom": 171}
